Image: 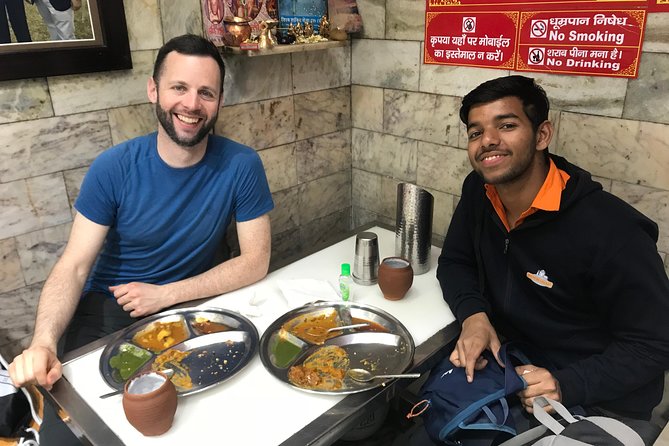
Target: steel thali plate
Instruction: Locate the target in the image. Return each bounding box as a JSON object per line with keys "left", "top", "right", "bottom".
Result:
{"left": 99, "top": 307, "right": 258, "bottom": 396}
{"left": 259, "top": 301, "right": 415, "bottom": 394}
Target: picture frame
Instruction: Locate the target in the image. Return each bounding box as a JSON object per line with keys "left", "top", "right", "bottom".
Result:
{"left": 0, "top": 0, "right": 132, "bottom": 82}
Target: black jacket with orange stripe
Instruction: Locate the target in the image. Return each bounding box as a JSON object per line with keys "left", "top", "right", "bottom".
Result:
{"left": 437, "top": 153, "right": 669, "bottom": 420}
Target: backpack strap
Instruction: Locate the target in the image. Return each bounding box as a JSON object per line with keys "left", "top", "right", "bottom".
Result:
{"left": 459, "top": 398, "right": 515, "bottom": 433}
{"left": 498, "top": 344, "right": 530, "bottom": 394}
{"left": 497, "top": 397, "right": 580, "bottom": 446}
{"left": 499, "top": 397, "right": 645, "bottom": 446}
{"left": 532, "top": 396, "right": 578, "bottom": 434}
{"left": 498, "top": 424, "right": 548, "bottom": 446}
{"left": 584, "top": 417, "right": 644, "bottom": 446}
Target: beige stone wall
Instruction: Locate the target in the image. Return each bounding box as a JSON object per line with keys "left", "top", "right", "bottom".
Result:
{"left": 0, "top": 0, "right": 352, "bottom": 357}
{"left": 350, "top": 5, "right": 669, "bottom": 277}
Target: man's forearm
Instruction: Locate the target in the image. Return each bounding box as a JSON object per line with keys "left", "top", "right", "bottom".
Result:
{"left": 31, "top": 261, "right": 88, "bottom": 351}
{"left": 164, "top": 248, "right": 270, "bottom": 306}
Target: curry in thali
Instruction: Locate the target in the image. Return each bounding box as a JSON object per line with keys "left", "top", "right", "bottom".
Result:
{"left": 282, "top": 311, "right": 389, "bottom": 345}
{"left": 280, "top": 312, "right": 391, "bottom": 390}
{"left": 288, "top": 345, "right": 350, "bottom": 391}
{"left": 351, "top": 317, "right": 387, "bottom": 333}
{"left": 151, "top": 348, "right": 193, "bottom": 390}
{"left": 109, "top": 317, "right": 224, "bottom": 388}
{"left": 132, "top": 320, "right": 189, "bottom": 353}
{"left": 192, "top": 316, "right": 230, "bottom": 334}
{"left": 282, "top": 311, "right": 340, "bottom": 344}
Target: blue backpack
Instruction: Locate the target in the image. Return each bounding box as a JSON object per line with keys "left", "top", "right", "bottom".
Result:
{"left": 407, "top": 343, "right": 529, "bottom": 445}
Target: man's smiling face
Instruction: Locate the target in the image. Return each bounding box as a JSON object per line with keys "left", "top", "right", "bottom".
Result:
{"left": 149, "top": 51, "right": 222, "bottom": 148}
{"left": 466, "top": 96, "right": 545, "bottom": 186}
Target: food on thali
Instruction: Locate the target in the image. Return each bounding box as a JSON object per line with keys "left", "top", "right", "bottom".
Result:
{"left": 282, "top": 311, "right": 390, "bottom": 346}
{"left": 271, "top": 329, "right": 305, "bottom": 368}
{"left": 288, "top": 345, "right": 349, "bottom": 390}
{"left": 151, "top": 348, "right": 193, "bottom": 390}
{"left": 109, "top": 344, "right": 152, "bottom": 380}
{"left": 100, "top": 308, "right": 259, "bottom": 396}
{"left": 283, "top": 311, "right": 339, "bottom": 344}
{"left": 192, "top": 316, "right": 231, "bottom": 334}
{"left": 132, "top": 320, "right": 189, "bottom": 353}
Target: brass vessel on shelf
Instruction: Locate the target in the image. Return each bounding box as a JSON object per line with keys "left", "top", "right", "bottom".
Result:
{"left": 223, "top": 16, "right": 251, "bottom": 47}
{"left": 258, "top": 20, "right": 278, "bottom": 50}
{"left": 328, "top": 27, "right": 347, "bottom": 41}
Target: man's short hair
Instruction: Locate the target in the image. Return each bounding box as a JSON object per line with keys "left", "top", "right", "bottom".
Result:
{"left": 459, "top": 75, "right": 550, "bottom": 132}
{"left": 152, "top": 34, "right": 226, "bottom": 93}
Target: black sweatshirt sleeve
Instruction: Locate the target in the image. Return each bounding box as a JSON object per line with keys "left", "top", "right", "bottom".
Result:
{"left": 437, "top": 174, "right": 491, "bottom": 323}
{"left": 553, "top": 219, "right": 669, "bottom": 412}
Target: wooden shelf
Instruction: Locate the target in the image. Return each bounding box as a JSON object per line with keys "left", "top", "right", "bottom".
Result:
{"left": 218, "top": 39, "right": 348, "bottom": 56}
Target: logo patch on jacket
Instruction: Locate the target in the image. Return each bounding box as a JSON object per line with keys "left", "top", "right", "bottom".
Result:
{"left": 526, "top": 270, "right": 553, "bottom": 288}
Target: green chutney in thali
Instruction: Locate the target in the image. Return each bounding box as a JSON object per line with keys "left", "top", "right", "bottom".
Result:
{"left": 271, "top": 329, "right": 305, "bottom": 368}
{"left": 109, "top": 343, "right": 152, "bottom": 380}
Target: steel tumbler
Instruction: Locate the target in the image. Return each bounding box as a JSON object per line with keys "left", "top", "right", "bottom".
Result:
{"left": 352, "top": 232, "right": 380, "bottom": 285}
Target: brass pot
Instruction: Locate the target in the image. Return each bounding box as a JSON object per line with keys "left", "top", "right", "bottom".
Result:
{"left": 223, "top": 16, "right": 251, "bottom": 47}
{"left": 328, "top": 27, "right": 347, "bottom": 41}
{"left": 258, "top": 20, "right": 278, "bottom": 50}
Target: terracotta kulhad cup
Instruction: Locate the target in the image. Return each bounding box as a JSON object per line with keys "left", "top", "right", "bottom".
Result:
{"left": 122, "top": 371, "right": 177, "bottom": 436}
{"left": 378, "top": 257, "right": 413, "bottom": 300}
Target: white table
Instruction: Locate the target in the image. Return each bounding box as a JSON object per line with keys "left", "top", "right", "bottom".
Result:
{"left": 52, "top": 226, "right": 457, "bottom": 445}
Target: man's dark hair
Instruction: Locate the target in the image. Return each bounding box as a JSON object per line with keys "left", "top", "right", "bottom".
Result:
{"left": 459, "top": 75, "right": 550, "bottom": 132}
{"left": 152, "top": 34, "right": 226, "bottom": 93}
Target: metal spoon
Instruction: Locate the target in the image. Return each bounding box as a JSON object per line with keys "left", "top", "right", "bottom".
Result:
{"left": 305, "top": 322, "right": 370, "bottom": 336}
{"left": 99, "top": 387, "right": 124, "bottom": 399}
{"left": 99, "top": 369, "right": 174, "bottom": 399}
{"left": 347, "top": 368, "right": 421, "bottom": 383}
{"left": 325, "top": 323, "right": 370, "bottom": 333}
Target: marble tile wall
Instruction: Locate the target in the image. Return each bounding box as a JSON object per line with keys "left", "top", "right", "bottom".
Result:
{"left": 349, "top": 11, "right": 669, "bottom": 279}
{"left": 0, "top": 1, "right": 352, "bottom": 357}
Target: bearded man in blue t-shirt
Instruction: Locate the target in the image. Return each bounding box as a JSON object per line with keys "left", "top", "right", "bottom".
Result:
{"left": 9, "top": 34, "right": 274, "bottom": 445}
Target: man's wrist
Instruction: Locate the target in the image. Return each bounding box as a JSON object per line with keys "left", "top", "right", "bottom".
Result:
{"left": 462, "top": 311, "right": 490, "bottom": 327}
{"left": 163, "top": 282, "right": 183, "bottom": 307}
{"left": 29, "top": 336, "right": 57, "bottom": 353}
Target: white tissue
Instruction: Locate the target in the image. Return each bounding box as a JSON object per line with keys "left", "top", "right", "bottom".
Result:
{"left": 277, "top": 279, "right": 340, "bottom": 309}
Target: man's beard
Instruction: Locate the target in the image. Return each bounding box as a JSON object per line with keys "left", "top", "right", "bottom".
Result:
{"left": 155, "top": 102, "right": 217, "bottom": 148}
{"left": 474, "top": 145, "right": 536, "bottom": 186}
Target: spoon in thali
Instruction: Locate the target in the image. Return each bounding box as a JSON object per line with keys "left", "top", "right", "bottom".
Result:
{"left": 305, "top": 322, "right": 370, "bottom": 336}
{"left": 347, "top": 368, "right": 421, "bottom": 383}
{"left": 325, "top": 322, "right": 370, "bottom": 333}
{"left": 305, "top": 322, "right": 371, "bottom": 344}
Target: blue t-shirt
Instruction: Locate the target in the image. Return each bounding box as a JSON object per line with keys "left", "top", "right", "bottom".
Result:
{"left": 75, "top": 133, "right": 274, "bottom": 296}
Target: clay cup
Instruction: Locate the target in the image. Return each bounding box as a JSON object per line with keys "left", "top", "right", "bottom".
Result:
{"left": 378, "top": 257, "right": 413, "bottom": 301}
{"left": 122, "top": 371, "right": 177, "bottom": 436}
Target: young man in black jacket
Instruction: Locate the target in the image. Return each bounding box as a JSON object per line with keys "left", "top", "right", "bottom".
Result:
{"left": 437, "top": 75, "right": 669, "bottom": 443}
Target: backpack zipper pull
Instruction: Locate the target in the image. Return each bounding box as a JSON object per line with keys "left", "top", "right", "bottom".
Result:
{"left": 406, "top": 399, "right": 430, "bottom": 419}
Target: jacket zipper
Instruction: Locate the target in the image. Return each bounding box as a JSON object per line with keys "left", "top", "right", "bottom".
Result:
{"left": 503, "top": 237, "right": 512, "bottom": 313}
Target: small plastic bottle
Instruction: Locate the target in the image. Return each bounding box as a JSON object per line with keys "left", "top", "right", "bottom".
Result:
{"left": 339, "top": 263, "right": 353, "bottom": 301}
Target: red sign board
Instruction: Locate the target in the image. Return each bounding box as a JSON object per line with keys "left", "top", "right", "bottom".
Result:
{"left": 425, "top": 12, "right": 518, "bottom": 69}
{"left": 427, "top": 0, "right": 668, "bottom": 11}
{"left": 424, "top": 3, "right": 648, "bottom": 78}
{"left": 648, "top": 0, "right": 669, "bottom": 11}
{"left": 428, "top": 0, "right": 647, "bottom": 9}
{"left": 516, "top": 10, "right": 646, "bottom": 77}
